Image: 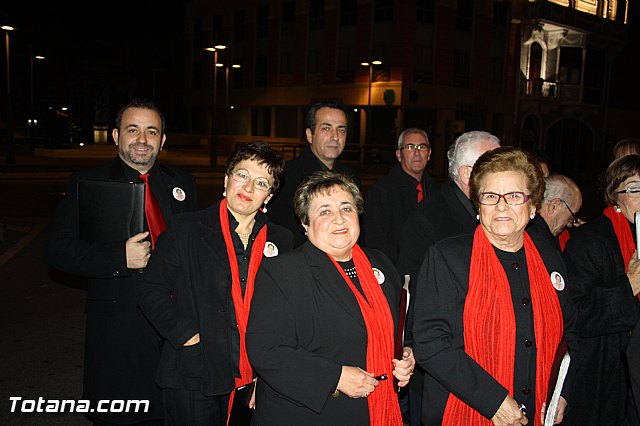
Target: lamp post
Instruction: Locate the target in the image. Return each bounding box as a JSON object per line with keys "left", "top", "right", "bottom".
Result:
{"left": 359, "top": 60, "right": 382, "bottom": 164}
{"left": 222, "top": 63, "right": 241, "bottom": 134}
{"left": 2, "top": 24, "right": 16, "bottom": 165}
{"left": 205, "top": 44, "right": 227, "bottom": 166}
{"left": 28, "top": 48, "right": 45, "bottom": 145}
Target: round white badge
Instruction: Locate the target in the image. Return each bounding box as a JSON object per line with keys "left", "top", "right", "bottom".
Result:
{"left": 372, "top": 268, "right": 385, "bottom": 284}
{"left": 172, "top": 187, "right": 186, "bottom": 202}
{"left": 263, "top": 242, "right": 279, "bottom": 257}
{"left": 551, "top": 271, "right": 565, "bottom": 291}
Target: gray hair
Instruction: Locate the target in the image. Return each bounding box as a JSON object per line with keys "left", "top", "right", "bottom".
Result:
{"left": 543, "top": 175, "right": 579, "bottom": 204}
{"left": 447, "top": 131, "right": 501, "bottom": 183}
{"left": 397, "top": 128, "right": 429, "bottom": 150}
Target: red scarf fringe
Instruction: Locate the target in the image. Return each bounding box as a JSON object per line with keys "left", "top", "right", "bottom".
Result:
{"left": 220, "top": 199, "right": 267, "bottom": 424}
{"left": 603, "top": 205, "right": 636, "bottom": 270}
{"left": 442, "top": 226, "right": 564, "bottom": 425}
{"left": 328, "top": 244, "right": 403, "bottom": 426}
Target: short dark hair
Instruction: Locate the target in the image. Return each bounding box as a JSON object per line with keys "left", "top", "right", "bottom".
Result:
{"left": 469, "top": 146, "right": 545, "bottom": 209}
{"left": 115, "top": 98, "right": 165, "bottom": 134}
{"left": 305, "top": 102, "right": 349, "bottom": 135}
{"left": 604, "top": 154, "right": 640, "bottom": 206}
{"left": 225, "top": 141, "right": 286, "bottom": 193}
{"left": 293, "top": 171, "right": 363, "bottom": 226}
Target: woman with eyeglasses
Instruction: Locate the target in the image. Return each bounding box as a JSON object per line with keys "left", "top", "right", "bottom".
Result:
{"left": 562, "top": 154, "right": 640, "bottom": 426}
{"left": 137, "top": 141, "right": 294, "bottom": 425}
{"left": 411, "top": 147, "right": 578, "bottom": 425}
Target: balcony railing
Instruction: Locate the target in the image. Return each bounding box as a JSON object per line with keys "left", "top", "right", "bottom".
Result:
{"left": 523, "top": 78, "right": 559, "bottom": 98}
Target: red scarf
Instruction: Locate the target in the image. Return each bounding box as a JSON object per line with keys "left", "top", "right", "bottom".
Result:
{"left": 442, "top": 226, "right": 564, "bottom": 425}
{"left": 327, "top": 244, "right": 402, "bottom": 426}
{"left": 219, "top": 199, "right": 267, "bottom": 424}
{"left": 603, "top": 205, "right": 636, "bottom": 270}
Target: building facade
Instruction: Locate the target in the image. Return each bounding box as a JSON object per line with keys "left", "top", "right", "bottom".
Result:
{"left": 183, "top": 0, "right": 632, "bottom": 178}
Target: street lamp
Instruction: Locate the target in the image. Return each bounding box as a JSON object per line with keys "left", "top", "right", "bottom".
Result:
{"left": 2, "top": 24, "right": 16, "bottom": 165}
{"left": 220, "top": 63, "right": 241, "bottom": 134}
{"left": 205, "top": 44, "right": 227, "bottom": 166}
{"left": 359, "top": 60, "right": 382, "bottom": 164}
{"left": 29, "top": 48, "right": 45, "bottom": 145}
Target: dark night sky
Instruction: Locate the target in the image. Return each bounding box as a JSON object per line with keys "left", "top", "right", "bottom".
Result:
{"left": 1, "top": 2, "right": 189, "bottom": 128}
{"left": 2, "top": 2, "right": 639, "bottom": 122}
{"left": 2, "top": 1, "right": 184, "bottom": 56}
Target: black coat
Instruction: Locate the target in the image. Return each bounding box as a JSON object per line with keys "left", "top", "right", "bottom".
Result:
{"left": 562, "top": 215, "right": 640, "bottom": 425}
{"left": 363, "top": 164, "right": 439, "bottom": 265}
{"left": 137, "top": 202, "right": 294, "bottom": 396}
{"left": 397, "top": 179, "right": 476, "bottom": 283}
{"left": 43, "top": 156, "right": 199, "bottom": 424}
{"left": 411, "top": 231, "right": 578, "bottom": 425}
{"left": 526, "top": 215, "right": 561, "bottom": 251}
{"left": 268, "top": 147, "right": 361, "bottom": 247}
{"left": 398, "top": 180, "right": 477, "bottom": 395}
{"left": 246, "top": 242, "right": 401, "bottom": 425}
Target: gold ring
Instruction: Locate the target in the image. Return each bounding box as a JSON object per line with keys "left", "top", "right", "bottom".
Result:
{"left": 363, "top": 392, "right": 369, "bottom": 398}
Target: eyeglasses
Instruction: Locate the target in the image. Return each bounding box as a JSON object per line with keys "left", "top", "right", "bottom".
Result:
{"left": 560, "top": 199, "right": 579, "bottom": 225}
{"left": 478, "top": 192, "right": 531, "bottom": 205}
{"left": 230, "top": 170, "right": 272, "bottom": 192}
{"left": 616, "top": 186, "right": 640, "bottom": 198}
{"left": 400, "top": 143, "right": 430, "bottom": 152}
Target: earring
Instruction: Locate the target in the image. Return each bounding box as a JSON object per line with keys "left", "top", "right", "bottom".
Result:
{"left": 614, "top": 205, "right": 622, "bottom": 213}
{"left": 475, "top": 214, "right": 480, "bottom": 221}
{"left": 262, "top": 203, "right": 268, "bottom": 213}
{"left": 223, "top": 190, "right": 227, "bottom": 198}
{"left": 530, "top": 212, "right": 535, "bottom": 220}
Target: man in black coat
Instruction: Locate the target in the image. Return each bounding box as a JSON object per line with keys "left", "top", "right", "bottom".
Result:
{"left": 268, "top": 102, "right": 361, "bottom": 246}
{"left": 363, "top": 128, "right": 438, "bottom": 266}
{"left": 398, "top": 130, "right": 500, "bottom": 426}
{"left": 44, "top": 99, "right": 199, "bottom": 425}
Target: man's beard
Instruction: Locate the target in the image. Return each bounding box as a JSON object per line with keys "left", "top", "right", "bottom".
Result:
{"left": 121, "top": 144, "right": 157, "bottom": 166}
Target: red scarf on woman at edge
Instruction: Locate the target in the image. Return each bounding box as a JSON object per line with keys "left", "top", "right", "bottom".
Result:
{"left": 328, "top": 244, "right": 403, "bottom": 426}
{"left": 603, "top": 205, "right": 636, "bottom": 270}
{"left": 442, "top": 226, "right": 564, "bottom": 426}
{"left": 219, "top": 199, "right": 268, "bottom": 424}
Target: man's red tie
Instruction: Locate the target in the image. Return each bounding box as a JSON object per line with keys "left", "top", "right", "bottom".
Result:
{"left": 416, "top": 182, "right": 424, "bottom": 203}
{"left": 139, "top": 173, "right": 166, "bottom": 249}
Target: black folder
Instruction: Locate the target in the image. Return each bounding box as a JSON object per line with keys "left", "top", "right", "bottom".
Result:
{"left": 228, "top": 381, "right": 255, "bottom": 426}
{"left": 77, "top": 179, "right": 145, "bottom": 243}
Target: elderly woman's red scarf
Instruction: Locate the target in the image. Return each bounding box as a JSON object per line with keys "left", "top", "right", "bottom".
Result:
{"left": 328, "top": 244, "right": 403, "bottom": 426}
{"left": 219, "top": 199, "right": 267, "bottom": 424}
{"left": 442, "top": 226, "right": 563, "bottom": 426}
{"left": 603, "top": 205, "right": 636, "bottom": 269}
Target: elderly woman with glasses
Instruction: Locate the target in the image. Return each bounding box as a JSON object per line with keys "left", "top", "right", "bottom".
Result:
{"left": 411, "top": 147, "right": 578, "bottom": 426}
{"left": 137, "top": 141, "right": 294, "bottom": 425}
{"left": 562, "top": 154, "right": 640, "bottom": 426}
{"left": 246, "top": 171, "right": 415, "bottom": 426}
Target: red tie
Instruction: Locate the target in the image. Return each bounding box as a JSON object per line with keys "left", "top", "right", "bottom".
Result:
{"left": 416, "top": 182, "right": 424, "bottom": 203}
{"left": 139, "top": 173, "right": 166, "bottom": 249}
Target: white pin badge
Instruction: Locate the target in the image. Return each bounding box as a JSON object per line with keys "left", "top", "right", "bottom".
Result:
{"left": 551, "top": 271, "right": 565, "bottom": 291}
{"left": 372, "top": 268, "right": 385, "bottom": 284}
{"left": 264, "top": 241, "right": 279, "bottom": 257}
{"left": 172, "top": 187, "right": 186, "bottom": 202}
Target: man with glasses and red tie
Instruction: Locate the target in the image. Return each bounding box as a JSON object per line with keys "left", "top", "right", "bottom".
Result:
{"left": 398, "top": 130, "right": 501, "bottom": 426}
{"left": 44, "top": 98, "right": 199, "bottom": 426}
{"left": 363, "top": 128, "right": 438, "bottom": 267}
